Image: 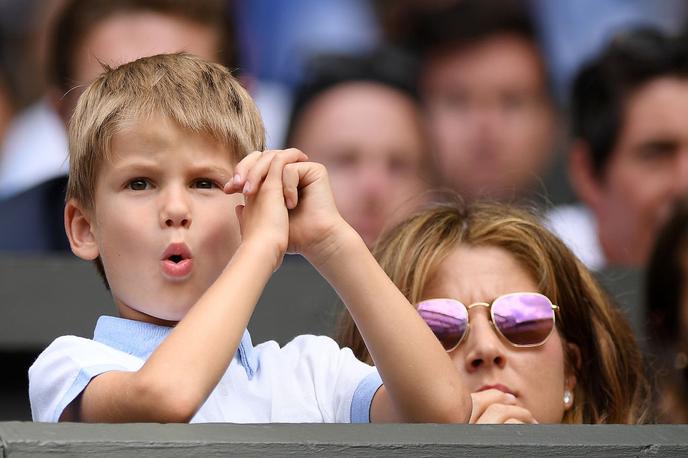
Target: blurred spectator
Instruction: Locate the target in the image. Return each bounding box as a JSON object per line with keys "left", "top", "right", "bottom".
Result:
{"left": 0, "top": 0, "right": 67, "bottom": 110}
{"left": 0, "top": 0, "right": 69, "bottom": 201}
{"left": 646, "top": 195, "right": 688, "bottom": 423}
{"left": 402, "top": 0, "right": 559, "bottom": 203}
{"left": 547, "top": 27, "right": 688, "bottom": 270}
{"left": 0, "top": 0, "right": 242, "bottom": 252}
{"left": 1, "top": 16, "right": 67, "bottom": 253}
{"left": 532, "top": 0, "right": 688, "bottom": 103}
{"left": 287, "top": 49, "right": 432, "bottom": 247}
{"left": 50, "top": 0, "right": 238, "bottom": 127}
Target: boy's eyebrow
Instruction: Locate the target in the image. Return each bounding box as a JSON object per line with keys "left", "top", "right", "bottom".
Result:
{"left": 109, "top": 160, "right": 160, "bottom": 174}
{"left": 111, "top": 161, "right": 233, "bottom": 180}
{"left": 189, "top": 164, "right": 234, "bottom": 181}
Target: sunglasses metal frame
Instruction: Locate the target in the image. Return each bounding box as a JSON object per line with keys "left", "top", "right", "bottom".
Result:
{"left": 417, "top": 292, "right": 559, "bottom": 352}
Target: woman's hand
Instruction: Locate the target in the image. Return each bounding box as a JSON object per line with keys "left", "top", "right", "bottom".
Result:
{"left": 469, "top": 389, "right": 538, "bottom": 424}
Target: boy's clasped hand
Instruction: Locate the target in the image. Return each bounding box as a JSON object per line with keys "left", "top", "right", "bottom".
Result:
{"left": 225, "top": 148, "right": 353, "bottom": 269}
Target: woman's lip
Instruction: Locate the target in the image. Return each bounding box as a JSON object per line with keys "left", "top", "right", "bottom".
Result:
{"left": 161, "top": 258, "right": 193, "bottom": 279}
{"left": 476, "top": 384, "right": 515, "bottom": 396}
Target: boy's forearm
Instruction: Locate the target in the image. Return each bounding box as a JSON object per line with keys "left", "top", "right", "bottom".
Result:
{"left": 313, "top": 230, "right": 471, "bottom": 423}
{"left": 82, "top": 240, "right": 276, "bottom": 422}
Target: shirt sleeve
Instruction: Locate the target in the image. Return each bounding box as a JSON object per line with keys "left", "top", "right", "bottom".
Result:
{"left": 28, "top": 336, "right": 142, "bottom": 422}
{"left": 350, "top": 370, "right": 383, "bottom": 423}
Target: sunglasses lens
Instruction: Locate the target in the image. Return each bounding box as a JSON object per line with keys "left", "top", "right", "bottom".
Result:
{"left": 417, "top": 299, "right": 468, "bottom": 350}
{"left": 492, "top": 293, "right": 554, "bottom": 346}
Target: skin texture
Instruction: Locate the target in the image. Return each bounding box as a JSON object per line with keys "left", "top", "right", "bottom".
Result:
{"left": 422, "top": 34, "right": 555, "bottom": 201}
{"left": 421, "top": 245, "right": 576, "bottom": 423}
{"left": 290, "top": 82, "right": 429, "bottom": 246}
{"left": 572, "top": 77, "right": 688, "bottom": 267}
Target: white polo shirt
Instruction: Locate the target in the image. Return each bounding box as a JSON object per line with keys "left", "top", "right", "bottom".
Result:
{"left": 29, "top": 316, "right": 382, "bottom": 423}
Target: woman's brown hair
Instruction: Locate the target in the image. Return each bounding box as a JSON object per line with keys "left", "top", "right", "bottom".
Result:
{"left": 337, "top": 201, "right": 650, "bottom": 423}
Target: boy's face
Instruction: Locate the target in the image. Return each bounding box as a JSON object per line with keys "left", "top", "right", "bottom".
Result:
{"left": 70, "top": 116, "right": 242, "bottom": 324}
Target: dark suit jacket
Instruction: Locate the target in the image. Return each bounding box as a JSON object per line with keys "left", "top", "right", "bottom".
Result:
{"left": 0, "top": 175, "right": 70, "bottom": 252}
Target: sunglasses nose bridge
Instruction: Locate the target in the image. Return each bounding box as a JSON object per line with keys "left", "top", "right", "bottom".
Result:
{"left": 466, "top": 302, "right": 491, "bottom": 310}
{"left": 466, "top": 302, "right": 492, "bottom": 322}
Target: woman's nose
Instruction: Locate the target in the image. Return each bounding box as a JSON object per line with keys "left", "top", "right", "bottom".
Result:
{"left": 458, "top": 308, "right": 507, "bottom": 372}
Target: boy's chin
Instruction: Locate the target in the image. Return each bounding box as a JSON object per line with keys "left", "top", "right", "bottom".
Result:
{"left": 116, "top": 303, "right": 188, "bottom": 326}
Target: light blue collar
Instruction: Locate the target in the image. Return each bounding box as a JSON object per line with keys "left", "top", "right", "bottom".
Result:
{"left": 93, "top": 316, "right": 258, "bottom": 379}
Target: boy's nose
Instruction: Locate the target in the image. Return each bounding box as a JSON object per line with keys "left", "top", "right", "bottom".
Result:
{"left": 165, "top": 215, "right": 190, "bottom": 228}
{"left": 160, "top": 189, "right": 192, "bottom": 228}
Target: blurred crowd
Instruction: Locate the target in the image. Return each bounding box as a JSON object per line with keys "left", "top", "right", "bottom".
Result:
{"left": 1, "top": 0, "right": 688, "bottom": 423}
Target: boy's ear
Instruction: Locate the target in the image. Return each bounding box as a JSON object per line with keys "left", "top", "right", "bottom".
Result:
{"left": 64, "top": 198, "right": 100, "bottom": 260}
{"left": 569, "top": 140, "right": 605, "bottom": 212}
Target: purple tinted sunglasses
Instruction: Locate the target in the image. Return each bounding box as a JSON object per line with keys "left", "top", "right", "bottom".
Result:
{"left": 416, "top": 292, "right": 559, "bottom": 351}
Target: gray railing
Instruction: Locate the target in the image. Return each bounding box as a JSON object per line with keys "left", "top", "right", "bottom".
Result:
{"left": 1, "top": 423, "right": 687, "bottom": 457}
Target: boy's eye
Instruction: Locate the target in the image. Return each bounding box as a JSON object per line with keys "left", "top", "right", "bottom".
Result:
{"left": 192, "top": 179, "right": 216, "bottom": 189}
{"left": 127, "top": 178, "right": 151, "bottom": 191}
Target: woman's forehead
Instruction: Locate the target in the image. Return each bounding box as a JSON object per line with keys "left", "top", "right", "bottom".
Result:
{"left": 423, "top": 245, "right": 539, "bottom": 302}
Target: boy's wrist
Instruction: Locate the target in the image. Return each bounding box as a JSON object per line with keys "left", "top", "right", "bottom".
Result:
{"left": 236, "top": 236, "right": 285, "bottom": 273}
{"left": 302, "top": 218, "right": 364, "bottom": 274}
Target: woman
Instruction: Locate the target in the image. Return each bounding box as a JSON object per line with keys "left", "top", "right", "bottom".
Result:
{"left": 338, "top": 201, "right": 650, "bottom": 423}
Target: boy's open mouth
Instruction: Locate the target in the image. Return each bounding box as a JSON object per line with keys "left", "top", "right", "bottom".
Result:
{"left": 161, "top": 243, "right": 193, "bottom": 279}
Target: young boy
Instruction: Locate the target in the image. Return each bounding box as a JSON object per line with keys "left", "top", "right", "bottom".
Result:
{"left": 28, "top": 53, "right": 470, "bottom": 423}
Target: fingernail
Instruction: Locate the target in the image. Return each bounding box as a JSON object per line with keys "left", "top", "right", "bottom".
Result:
{"left": 225, "top": 177, "right": 234, "bottom": 189}
{"left": 286, "top": 198, "right": 294, "bottom": 209}
{"left": 242, "top": 181, "right": 251, "bottom": 194}
{"left": 234, "top": 173, "right": 241, "bottom": 184}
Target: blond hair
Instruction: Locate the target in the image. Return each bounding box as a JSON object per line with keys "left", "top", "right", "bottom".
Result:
{"left": 337, "top": 201, "right": 650, "bottom": 424}
{"left": 67, "top": 52, "right": 265, "bottom": 209}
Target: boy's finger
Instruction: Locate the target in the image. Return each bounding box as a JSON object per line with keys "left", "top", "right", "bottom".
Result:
{"left": 243, "top": 151, "right": 276, "bottom": 195}
{"left": 283, "top": 164, "right": 300, "bottom": 209}
{"left": 246, "top": 149, "right": 308, "bottom": 195}
{"left": 226, "top": 150, "right": 262, "bottom": 193}
{"left": 280, "top": 161, "right": 328, "bottom": 190}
